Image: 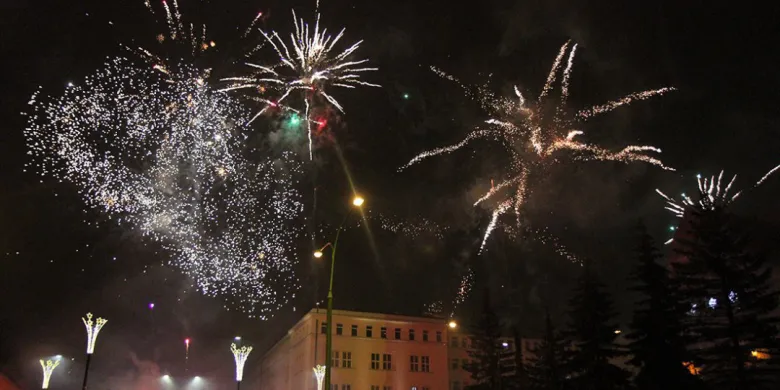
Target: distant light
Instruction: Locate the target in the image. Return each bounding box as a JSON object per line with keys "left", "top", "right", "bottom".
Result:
{"left": 193, "top": 376, "right": 202, "bottom": 382}
{"left": 234, "top": 336, "right": 242, "bottom": 341}
{"left": 696, "top": 173, "right": 702, "bottom": 179}
{"left": 313, "top": 250, "right": 323, "bottom": 258}
{"left": 614, "top": 329, "right": 622, "bottom": 335}
{"left": 501, "top": 342, "right": 509, "bottom": 348}
{"left": 257, "top": 12, "right": 263, "bottom": 17}
{"left": 55, "top": 355, "right": 63, "bottom": 360}
{"left": 161, "top": 375, "right": 171, "bottom": 382}
{"left": 708, "top": 298, "right": 717, "bottom": 309}
{"left": 67, "top": 82, "right": 74, "bottom": 87}
{"left": 185, "top": 338, "right": 191, "bottom": 345}
{"left": 403, "top": 93, "right": 410, "bottom": 99}
{"left": 448, "top": 320, "right": 457, "bottom": 329}
{"left": 149, "top": 302, "right": 155, "bottom": 310}
{"left": 289, "top": 115, "right": 301, "bottom": 126}
{"left": 352, "top": 196, "right": 365, "bottom": 207}
{"left": 669, "top": 226, "right": 676, "bottom": 231}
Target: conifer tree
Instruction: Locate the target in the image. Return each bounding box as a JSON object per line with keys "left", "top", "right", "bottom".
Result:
{"left": 565, "top": 266, "right": 630, "bottom": 390}
{"left": 527, "top": 312, "right": 568, "bottom": 390}
{"left": 626, "top": 224, "right": 702, "bottom": 389}
{"left": 466, "top": 292, "right": 513, "bottom": 389}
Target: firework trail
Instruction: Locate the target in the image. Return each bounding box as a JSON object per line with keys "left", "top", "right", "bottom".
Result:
{"left": 221, "top": 10, "right": 379, "bottom": 159}
{"left": 657, "top": 164, "right": 780, "bottom": 244}
{"left": 402, "top": 41, "right": 675, "bottom": 252}
{"left": 24, "top": 57, "right": 304, "bottom": 318}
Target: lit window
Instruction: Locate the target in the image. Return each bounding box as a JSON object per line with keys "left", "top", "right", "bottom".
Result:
{"left": 436, "top": 331, "right": 442, "bottom": 342}
{"left": 383, "top": 354, "right": 392, "bottom": 370}
{"left": 342, "top": 352, "right": 352, "bottom": 368}
{"left": 381, "top": 327, "right": 387, "bottom": 339}
{"left": 332, "top": 350, "right": 340, "bottom": 367}
{"left": 321, "top": 322, "right": 327, "bottom": 334}
{"left": 410, "top": 355, "right": 419, "bottom": 372}
{"left": 409, "top": 329, "right": 415, "bottom": 341}
{"left": 451, "top": 336, "right": 458, "bottom": 347}
{"left": 336, "top": 324, "right": 343, "bottom": 336}
{"left": 395, "top": 328, "right": 401, "bottom": 339}
{"left": 371, "top": 353, "right": 380, "bottom": 370}
{"left": 351, "top": 325, "right": 358, "bottom": 337}
{"left": 421, "top": 356, "right": 430, "bottom": 372}
{"left": 451, "top": 358, "right": 459, "bottom": 370}
{"left": 423, "top": 330, "right": 429, "bottom": 342}
{"left": 366, "top": 326, "right": 373, "bottom": 338}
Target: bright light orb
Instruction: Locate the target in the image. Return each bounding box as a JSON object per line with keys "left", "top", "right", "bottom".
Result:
{"left": 352, "top": 196, "right": 365, "bottom": 207}
{"left": 313, "top": 251, "right": 323, "bottom": 258}
{"left": 448, "top": 320, "right": 457, "bottom": 329}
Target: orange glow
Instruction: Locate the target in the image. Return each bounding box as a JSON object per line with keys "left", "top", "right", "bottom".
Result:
{"left": 683, "top": 362, "right": 700, "bottom": 375}
{"left": 751, "top": 350, "right": 770, "bottom": 360}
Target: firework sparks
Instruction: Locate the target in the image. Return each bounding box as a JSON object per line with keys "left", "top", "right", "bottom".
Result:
{"left": 402, "top": 42, "right": 675, "bottom": 251}
{"left": 24, "top": 57, "right": 304, "bottom": 318}
{"left": 657, "top": 164, "right": 780, "bottom": 244}
{"left": 222, "top": 10, "right": 379, "bottom": 159}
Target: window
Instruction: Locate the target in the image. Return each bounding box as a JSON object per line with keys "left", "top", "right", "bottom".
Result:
{"left": 382, "top": 353, "right": 392, "bottom": 370}
{"left": 341, "top": 352, "right": 352, "bottom": 368}
{"left": 371, "top": 353, "right": 380, "bottom": 370}
{"left": 321, "top": 322, "right": 327, "bottom": 334}
{"left": 366, "top": 326, "right": 373, "bottom": 338}
{"left": 451, "top": 336, "right": 458, "bottom": 347}
{"left": 332, "top": 350, "right": 340, "bottom": 367}
{"left": 371, "top": 386, "right": 380, "bottom": 390}
{"left": 351, "top": 325, "right": 358, "bottom": 336}
{"left": 421, "top": 356, "right": 430, "bottom": 372}
{"left": 452, "top": 381, "right": 461, "bottom": 390}
{"left": 330, "top": 385, "right": 337, "bottom": 390}
{"left": 381, "top": 327, "right": 387, "bottom": 339}
{"left": 383, "top": 387, "right": 392, "bottom": 390}
{"left": 461, "top": 359, "right": 468, "bottom": 370}
{"left": 422, "top": 388, "right": 430, "bottom": 390}
{"left": 395, "top": 328, "right": 401, "bottom": 339}
{"left": 336, "top": 324, "right": 343, "bottom": 335}
{"left": 461, "top": 337, "right": 468, "bottom": 348}
{"left": 341, "top": 386, "right": 351, "bottom": 390}
{"left": 410, "top": 355, "right": 419, "bottom": 372}
{"left": 451, "top": 358, "right": 459, "bottom": 370}
{"left": 422, "top": 330, "right": 429, "bottom": 342}
{"left": 436, "top": 331, "right": 442, "bottom": 342}
{"left": 409, "top": 329, "right": 415, "bottom": 341}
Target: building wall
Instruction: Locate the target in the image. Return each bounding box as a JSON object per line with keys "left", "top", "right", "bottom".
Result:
{"left": 260, "top": 309, "right": 452, "bottom": 390}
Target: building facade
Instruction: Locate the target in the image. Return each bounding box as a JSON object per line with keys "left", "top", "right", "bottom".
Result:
{"left": 259, "top": 309, "right": 540, "bottom": 390}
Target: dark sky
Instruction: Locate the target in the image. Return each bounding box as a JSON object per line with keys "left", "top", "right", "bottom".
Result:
{"left": 2, "top": 0, "right": 779, "bottom": 388}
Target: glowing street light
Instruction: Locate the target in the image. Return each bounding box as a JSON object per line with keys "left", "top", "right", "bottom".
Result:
{"left": 317, "top": 194, "right": 366, "bottom": 390}
{"left": 40, "top": 359, "right": 60, "bottom": 389}
{"left": 81, "top": 313, "right": 107, "bottom": 390}
{"left": 448, "top": 320, "right": 458, "bottom": 329}
{"left": 231, "top": 343, "right": 253, "bottom": 390}
{"left": 313, "top": 365, "right": 326, "bottom": 390}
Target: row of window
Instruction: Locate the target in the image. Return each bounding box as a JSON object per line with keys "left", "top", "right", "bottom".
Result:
{"left": 331, "top": 351, "right": 432, "bottom": 372}
{"left": 322, "top": 323, "right": 444, "bottom": 342}
{"left": 450, "top": 358, "right": 470, "bottom": 370}
{"left": 332, "top": 386, "right": 429, "bottom": 390}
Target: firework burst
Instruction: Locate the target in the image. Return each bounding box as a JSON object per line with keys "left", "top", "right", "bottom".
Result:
{"left": 402, "top": 41, "right": 676, "bottom": 251}
{"left": 221, "top": 10, "right": 379, "bottom": 159}
{"left": 657, "top": 164, "right": 780, "bottom": 244}
{"left": 24, "top": 57, "right": 304, "bottom": 318}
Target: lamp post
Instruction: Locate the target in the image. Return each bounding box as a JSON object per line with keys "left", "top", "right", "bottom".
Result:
{"left": 313, "top": 365, "right": 325, "bottom": 390}
{"left": 315, "top": 195, "right": 364, "bottom": 390}
{"left": 40, "top": 358, "right": 60, "bottom": 389}
{"left": 81, "top": 313, "right": 107, "bottom": 390}
{"left": 231, "top": 343, "right": 252, "bottom": 390}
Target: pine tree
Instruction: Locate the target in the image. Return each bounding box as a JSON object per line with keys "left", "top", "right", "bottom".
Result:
{"left": 466, "top": 292, "right": 513, "bottom": 389}
{"left": 511, "top": 326, "right": 529, "bottom": 389}
{"left": 626, "top": 223, "right": 703, "bottom": 389}
{"left": 565, "top": 266, "right": 630, "bottom": 390}
{"left": 674, "top": 208, "right": 780, "bottom": 389}
{"left": 527, "top": 312, "right": 568, "bottom": 390}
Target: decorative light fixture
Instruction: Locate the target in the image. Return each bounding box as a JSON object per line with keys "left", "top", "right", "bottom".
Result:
{"left": 231, "top": 343, "right": 253, "bottom": 390}
{"left": 81, "top": 312, "right": 107, "bottom": 390}
{"left": 40, "top": 359, "right": 60, "bottom": 389}
{"left": 313, "top": 365, "right": 326, "bottom": 390}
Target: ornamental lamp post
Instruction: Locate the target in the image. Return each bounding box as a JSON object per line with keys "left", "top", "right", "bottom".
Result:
{"left": 231, "top": 342, "right": 252, "bottom": 390}
{"left": 81, "top": 313, "right": 107, "bottom": 390}
{"left": 313, "top": 365, "right": 325, "bottom": 390}
{"left": 40, "top": 358, "right": 60, "bottom": 389}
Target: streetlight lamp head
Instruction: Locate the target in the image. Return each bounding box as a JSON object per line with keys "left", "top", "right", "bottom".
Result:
{"left": 352, "top": 196, "right": 364, "bottom": 207}
{"left": 313, "top": 250, "right": 323, "bottom": 258}
{"left": 448, "top": 320, "right": 458, "bottom": 329}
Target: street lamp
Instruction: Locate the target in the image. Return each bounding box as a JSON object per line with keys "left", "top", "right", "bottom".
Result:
{"left": 315, "top": 195, "right": 365, "bottom": 390}
{"left": 231, "top": 343, "right": 252, "bottom": 390}
{"left": 313, "top": 365, "right": 325, "bottom": 390}
{"left": 40, "top": 359, "right": 60, "bottom": 389}
{"left": 81, "top": 313, "right": 107, "bottom": 390}
{"left": 448, "top": 320, "right": 458, "bottom": 329}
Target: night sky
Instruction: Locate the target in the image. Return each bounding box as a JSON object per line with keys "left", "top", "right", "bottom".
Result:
{"left": 2, "top": 0, "right": 779, "bottom": 388}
